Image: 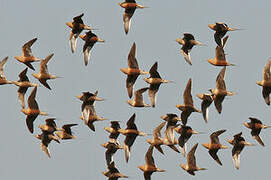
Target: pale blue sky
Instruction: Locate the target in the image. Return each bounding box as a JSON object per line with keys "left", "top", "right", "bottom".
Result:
{"left": 0, "top": 0, "right": 270, "bottom": 179}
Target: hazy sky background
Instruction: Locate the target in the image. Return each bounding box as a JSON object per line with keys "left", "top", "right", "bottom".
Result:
{"left": 0, "top": 0, "right": 270, "bottom": 179}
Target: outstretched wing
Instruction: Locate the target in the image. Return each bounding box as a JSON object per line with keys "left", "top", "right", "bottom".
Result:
{"left": 22, "top": 38, "right": 37, "bottom": 57}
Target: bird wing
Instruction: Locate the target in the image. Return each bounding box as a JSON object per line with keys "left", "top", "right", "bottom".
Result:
{"left": 183, "top": 78, "right": 193, "bottom": 106}
{"left": 123, "top": 13, "right": 133, "bottom": 35}
{"left": 213, "top": 95, "right": 225, "bottom": 114}
{"left": 153, "top": 122, "right": 166, "bottom": 139}
{"left": 209, "top": 149, "right": 222, "bottom": 165}
{"left": 105, "top": 149, "right": 114, "bottom": 167}
{"left": 126, "top": 74, "right": 139, "bottom": 98}
{"left": 143, "top": 172, "right": 152, "bottom": 180}
{"left": 148, "top": 85, "right": 159, "bottom": 107}
{"left": 18, "top": 68, "right": 29, "bottom": 81}
{"left": 28, "top": 87, "right": 39, "bottom": 109}
{"left": 248, "top": 117, "right": 262, "bottom": 124}
{"left": 253, "top": 135, "right": 264, "bottom": 146}
{"left": 262, "top": 86, "right": 271, "bottom": 105}
{"left": 40, "top": 53, "right": 54, "bottom": 74}
{"left": 145, "top": 145, "right": 155, "bottom": 166}
{"left": 127, "top": 42, "right": 138, "bottom": 69}
{"left": 70, "top": 34, "right": 78, "bottom": 53}
{"left": 126, "top": 0, "right": 136, "bottom": 3}
{"left": 187, "top": 143, "right": 198, "bottom": 168}
{"left": 45, "top": 118, "right": 57, "bottom": 128}
{"left": 82, "top": 104, "right": 96, "bottom": 123}
{"left": 215, "top": 46, "right": 226, "bottom": 63}
{"left": 0, "top": 56, "right": 8, "bottom": 80}
{"left": 181, "top": 109, "right": 193, "bottom": 125}
{"left": 62, "top": 124, "right": 78, "bottom": 135}
{"left": 201, "top": 97, "right": 213, "bottom": 122}
{"left": 87, "top": 122, "right": 96, "bottom": 132}
{"left": 134, "top": 87, "right": 148, "bottom": 105}
{"left": 18, "top": 87, "right": 27, "bottom": 109}
{"left": 126, "top": 113, "right": 137, "bottom": 130}
{"left": 41, "top": 143, "right": 51, "bottom": 158}
{"left": 73, "top": 13, "right": 84, "bottom": 23}
{"left": 232, "top": 152, "right": 241, "bottom": 169}
{"left": 263, "top": 58, "right": 271, "bottom": 81}
{"left": 181, "top": 49, "right": 192, "bottom": 65}
{"left": 149, "top": 62, "right": 161, "bottom": 78}
{"left": 22, "top": 38, "right": 37, "bottom": 57}
{"left": 26, "top": 114, "right": 38, "bottom": 133}
{"left": 83, "top": 43, "right": 94, "bottom": 66}
{"left": 216, "top": 67, "right": 226, "bottom": 90}
{"left": 39, "top": 79, "right": 51, "bottom": 90}
{"left": 210, "top": 129, "right": 226, "bottom": 144}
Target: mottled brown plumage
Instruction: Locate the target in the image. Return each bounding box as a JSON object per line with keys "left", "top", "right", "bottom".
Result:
{"left": 78, "top": 90, "right": 104, "bottom": 125}
{"left": 175, "top": 125, "right": 200, "bottom": 157}
{"left": 35, "top": 130, "right": 60, "bottom": 158}
{"left": 176, "top": 33, "right": 204, "bottom": 65}
{"left": 21, "top": 87, "right": 48, "bottom": 133}
{"left": 144, "top": 62, "right": 172, "bottom": 107}
{"left": 13, "top": 68, "right": 38, "bottom": 108}
{"left": 180, "top": 143, "right": 206, "bottom": 176}
{"left": 79, "top": 30, "right": 104, "bottom": 66}
{"left": 104, "top": 121, "right": 121, "bottom": 140}
{"left": 66, "top": 13, "right": 92, "bottom": 53}
{"left": 176, "top": 78, "right": 201, "bottom": 125}
{"left": 196, "top": 93, "right": 213, "bottom": 123}
{"left": 160, "top": 114, "right": 181, "bottom": 145}
{"left": 244, "top": 117, "right": 269, "bottom": 146}
{"left": 119, "top": 0, "right": 146, "bottom": 34}
{"left": 0, "top": 57, "right": 12, "bottom": 85}
{"left": 38, "top": 118, "right": 60, "bottom": 133}
{"left": 138, "top": 145, "right": 165, "bottom": 180}
{"left": 208, "top": 22, "right": 240, "bottom": 47}
{"left": 227, "top": 132, "right": 254, "bottom": 169}
{"left": 256, "top": 58, "right": 271, "bottom": 105}
{"left": 207, "top": 36, "right": 235, "bottom": 66}
{"left": 202, "top": 129, "right": 227, "bottom": 166}
{"left": 55, "top": 124, "right": 78, "bottom": 140}
{"left": 209, "top": 67, "right": 235, "bottom": 114}
{"left": 103, "top": 162, "right": 128, "bottom": 180}
{"left": 120, "top": 42, "right": 148, "bottom": 98}
{"left": 32, "top": 53, "right": 59, "bottom": 90}
{"left": 101, "top": 139, "right": 123, "bottom": 166}
{"left": 14, "top": 38, "right": 40, "bottom": 70}
{"left": 118, "top": 113, "right": 147, "bottom": 162}
{"left": 127, "top": 87, "right": 150, "bottom": 107}
{"left": 146, "top": 122, "right": 166, "bottom": 155}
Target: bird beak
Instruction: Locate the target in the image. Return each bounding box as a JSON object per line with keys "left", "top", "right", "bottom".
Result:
{"left": 76, "top": 95, "right": 83, "bottom": 100}
{"left": 228, "top": 27, "right": 242, "bottom": 31}
{"left": 97, "top": 38, "right": 105, "bottom": 42}
{"left": 191, "top": 130, "right": 200, "bottom": 134}
{"left": 263, "top": 125, "right": 270, "bottom": 129}
{"left": 191, "top": 40, "right": 205, "bottom": 46}
{"left": 243, "top": 122, "right": 249, "bottom": 128}
{"left": 94, "top": 97, "right": 104, "bottom": 101}
{"left": 79, "top": 35, "right": 85, "bottom": 40}
{"left": 227, "top": 139, "right": 233, "bottom": 145}
{"left": 160, "top": 115, "right": 167, "bottom": 120}
{"left": 242, "top": 141, "right": 255, "bottom": 146}
{"left": 208, "top": 24, "right": 216, "bottom": 30}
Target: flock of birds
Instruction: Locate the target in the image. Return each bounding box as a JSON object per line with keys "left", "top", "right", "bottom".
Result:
{"left": 1, "top": 1, "right": 271, "bottom": 179}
